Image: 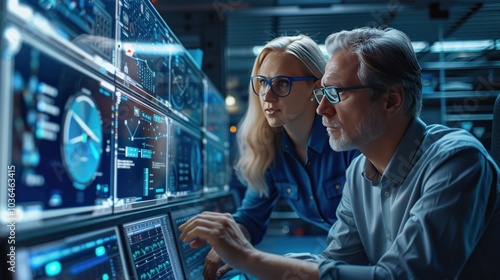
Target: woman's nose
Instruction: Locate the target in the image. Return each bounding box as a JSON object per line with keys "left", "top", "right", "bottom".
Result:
{"left": 261, "top": 84, "right": 277, "bottom": 102}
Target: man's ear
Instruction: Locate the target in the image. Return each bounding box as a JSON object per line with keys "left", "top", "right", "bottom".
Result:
{"left": 385, "top": 84, "right": 404, "bottom": 117}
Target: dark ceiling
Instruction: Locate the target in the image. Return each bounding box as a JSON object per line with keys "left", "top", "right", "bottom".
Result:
{"left": 155, "top": 0, "right": 500, "bottom": 123}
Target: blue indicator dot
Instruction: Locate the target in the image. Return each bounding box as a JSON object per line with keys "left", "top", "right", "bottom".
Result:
{"left": 102, "top": 273, "right": 110, "bottom": 280}
{"left": 45, "top": 261, "right": 62, "bottom": 277}
{"left": 95, "top": 246, "right": 106, "bottom": 257}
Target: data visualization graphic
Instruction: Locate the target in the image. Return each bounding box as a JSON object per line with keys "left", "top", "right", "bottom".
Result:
{"left": 115, "top": 91, "right": 169, "bottom": 210}
{"left": 20, "top": 0, "right": 116, "bottom": 61}
{"left": 169, "top": 54, "right": 204, "bottom": 125}
{"left": 170, "top": 205, "right": 208, "bottom": 280}
{"left": 17, "top": 227, "right": 128, "bottom": 280}
{"left": 204, "top": 140, "right": 230, "bottom": 193}
{"left": 169, "top": 194, "right": 237, "bottom": 280}
{"left": 62, "top": 93, "right": 103, "bottom": 187}
{"left": 6, "top": 33, "right": 113, "bottom": 220}
{"left": 124, "top": 216, "right": 184, "bottom": 280}
{"left": 204, "top": 81, "right": 230, "bottom": 142}
{"left": 168, "top": 122, "right": 202, "bottom": 198}
{"left": 117, "top": 0, "right": 175, "bottom": 97}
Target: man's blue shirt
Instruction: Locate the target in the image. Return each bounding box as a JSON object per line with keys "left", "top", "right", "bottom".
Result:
{"left": 288, "top": 118, "right": 500, "bottom": 279}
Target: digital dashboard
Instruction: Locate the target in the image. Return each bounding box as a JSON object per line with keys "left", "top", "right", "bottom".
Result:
{"left": 0, "top": 0, "right": 232, "bottom": 279}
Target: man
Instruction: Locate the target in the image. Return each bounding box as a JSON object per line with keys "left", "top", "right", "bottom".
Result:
{"left": 179, "top": 27, "right": 500, "bottom": 279}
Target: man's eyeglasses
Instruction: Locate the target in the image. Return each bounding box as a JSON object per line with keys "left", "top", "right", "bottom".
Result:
{"left": 251, "top": 75, "right": 317, "bottom": 98}
{"left": 313, "top": 85, "right": 370, "bottom": 104}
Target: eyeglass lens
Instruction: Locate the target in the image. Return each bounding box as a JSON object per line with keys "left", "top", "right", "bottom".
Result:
{"left": 252, "top": 76, "right": 291, "bottom": 97}
{"left": 314, "top": 88, "right": 340, "bottom": 103}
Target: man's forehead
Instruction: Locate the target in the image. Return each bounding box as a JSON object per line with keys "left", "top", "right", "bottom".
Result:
{"left": 322, "top": 52, "right": 359, "bottom": 86}
{"left": 321, "top": 59, "right": 341, "bottom": 86}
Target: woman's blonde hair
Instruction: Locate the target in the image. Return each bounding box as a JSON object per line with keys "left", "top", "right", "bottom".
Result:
{"left": 234, "top": 34, "right": 326, "bottom": 196}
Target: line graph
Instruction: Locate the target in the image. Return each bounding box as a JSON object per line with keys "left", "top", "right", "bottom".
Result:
{"left": 124, "top": 118, "right": 167, "bottom": 142}
{"left": 125, "top": 217, "right": 181, "bottom": 280}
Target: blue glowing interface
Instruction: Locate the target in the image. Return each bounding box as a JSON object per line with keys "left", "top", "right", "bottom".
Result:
{"left": 19, "top": 0, "right": 117, "bottom": 62}
{"left": 204, "top": 140, "right": 230, "bottom": 192}
{"left": 169, "top": 204, "right": 208, "bottom": 280}
{"left": 114, "top": 91, "right": 168, "bottom": 209}
{"left": 204, "top": 82, "right": 229, "bottom": 142}
{"left": 8, "top": 38, "right": 113, "bottom": 219}
{"left": 17, "top": 227, "right": 127, "bottom": 279}
{"left": 116, "top": 0, "right": 204, "bottom": 128}
{"left": 169, "top": 194, "right": 237, "bottom": 280}
{"left": 123, "top": 215, "right": 184, "bottom": 280}
{"left": 168, "top": 122, "right": 203, "bottom": 198}
{"left": 168, "top": 54, "right": 204, "bottom": 125}
{"left": 116, "top": 0, "right": 175, "bottom": 98}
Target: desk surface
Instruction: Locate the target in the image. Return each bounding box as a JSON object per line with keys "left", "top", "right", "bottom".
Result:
{"left": 255, "top": 235, "right": 328, "bottom": 255}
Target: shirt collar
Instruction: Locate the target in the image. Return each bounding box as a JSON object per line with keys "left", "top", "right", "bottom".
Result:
{"left": 364, "top": 118, "right": 427, "bottom": 186}
{"left": 280, "top": 114, "right": 327, "bottom": 154}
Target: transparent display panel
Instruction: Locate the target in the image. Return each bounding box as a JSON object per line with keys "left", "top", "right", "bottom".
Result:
{"left": 204, "top": 80, "right": 229, "bottom": 143}
{"left": 2, "top": 26, "right": 114, "bottom": 223}
{"left": 203, "top": 139, "right": 230, "bottom": 193}
{"left": 167, "top": 121, "right": 203, "bottom": 198}
{"left": 114, "top": 90, "right": 169, "bottom": 211}
{"left": 11, "top": 0, "right": 117, "bottom": 62}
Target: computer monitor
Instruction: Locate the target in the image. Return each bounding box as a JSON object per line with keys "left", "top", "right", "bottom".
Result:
{"left": 167, "top": 53, "right": 204, "bottom": 126}
{"left": 16, "top": 227, "right": 129, "bottom": 280}
{"left": 1, "top": 25, "right": 114, "bottom": 225}
{"left": 169, "top": 204, "right": 207, "bottom": 280}
{"left": 203, "top": 138, "right": 230, "bottom": 193}
{"left": 10, "top": 0, "right": 117, "bottom": 63}
{"left": 114, "top": 0, "right": 203, "bottom": 129}
{"left": 115, "top": 0, "right": 175, "bottom": 98}
{"left": 203, "top": 80, "right": 229, "bottom": 143}
{"left": 169, "top": 194, "right": 238, "bottom": 280}
{"left": 113, "top": 90, "right": 169, "bottom": 211}
{"left": 167, "top": 121, "right": 203, "bottom": 199}
{"left": 123, "top": 215, "right": 184, "bottom": 280}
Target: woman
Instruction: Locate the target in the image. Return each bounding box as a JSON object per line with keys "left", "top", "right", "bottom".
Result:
{"left": 204, "top": 34, "right": 360, "bottom": 279}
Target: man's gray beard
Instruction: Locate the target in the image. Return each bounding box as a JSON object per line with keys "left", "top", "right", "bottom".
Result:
{"left": 328, "top": 107, "right": 386, "bottom": 151}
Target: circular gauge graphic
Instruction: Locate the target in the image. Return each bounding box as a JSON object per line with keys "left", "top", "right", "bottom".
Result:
{"left": 61, "top": 93, "right": 103, "bottom": 188}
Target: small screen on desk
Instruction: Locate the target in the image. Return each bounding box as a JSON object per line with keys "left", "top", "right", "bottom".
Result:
{"left": 123, "top": 215, "right": 184, "bottom": 279}
{"left": 16, "top": 227, "right": 128, "bottom": 280}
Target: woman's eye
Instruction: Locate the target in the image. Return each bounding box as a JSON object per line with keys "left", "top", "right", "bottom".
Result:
{"left": 276, "top": 79, "right": 289, "bottom": 87}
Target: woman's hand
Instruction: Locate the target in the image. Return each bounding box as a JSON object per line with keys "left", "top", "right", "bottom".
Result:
{"left": 179, "top": 211, "right": 255, "bottom": 271}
